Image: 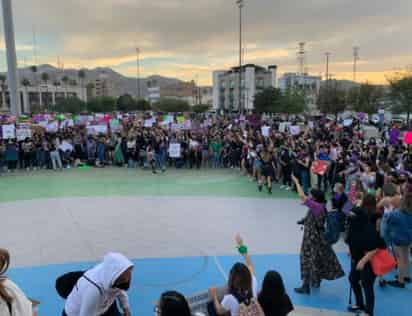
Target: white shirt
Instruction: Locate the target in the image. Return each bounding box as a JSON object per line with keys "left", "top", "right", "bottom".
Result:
{"left": 65, "top": 253, "right": 133, "bottom": 316}
{"left": 221, "top": 275, "right": 258, "bottom": 316}
{"left": 0, "top": 279, "right": 33, "bottom": 316}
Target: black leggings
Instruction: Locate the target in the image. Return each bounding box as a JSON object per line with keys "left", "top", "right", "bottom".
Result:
{"left": 349, "top": 261, "right": 376, "bottom": 316}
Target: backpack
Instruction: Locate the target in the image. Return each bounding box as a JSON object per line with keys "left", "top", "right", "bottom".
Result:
{"left": 56, "top": 271, "right": 102, "bottom": 299}
{"left": 239, "top": 298, "right": 265, "bottom": 316}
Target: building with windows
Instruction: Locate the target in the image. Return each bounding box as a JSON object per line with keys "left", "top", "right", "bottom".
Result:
{"left": 278, "top": 73, "right": 321, "bottom": 111}
{"left": 0, "top": 83, "right": 87, "bottom": 113}
{"left": 212, "top": 64, "right": 277, "bottom": 112}
{"left": 146, "top": 80, "right": 199, "bottom": 106}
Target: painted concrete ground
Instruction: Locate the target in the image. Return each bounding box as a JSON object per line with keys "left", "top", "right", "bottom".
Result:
{"left": 1, "top": 168, "right": 410, "bottom": 316}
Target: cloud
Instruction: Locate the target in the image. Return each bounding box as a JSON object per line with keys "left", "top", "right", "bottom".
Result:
{"left": 5, "top": 0, "right": 412, "bottom": 85}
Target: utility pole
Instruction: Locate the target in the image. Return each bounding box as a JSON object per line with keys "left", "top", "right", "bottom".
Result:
{"left": 236, "top": 0, "right": 244, "bottom": 114}
{"left": 1, "top": 0, "right": 21, "bottom": 115}
{"left": 353, "top": 46, "right": 360, "bottom": 82}
{"left": 325, "top": 52, "right": 331, "bottom": 83}
{"left": 136, "top": 47, "right": 141, "bottom": 100}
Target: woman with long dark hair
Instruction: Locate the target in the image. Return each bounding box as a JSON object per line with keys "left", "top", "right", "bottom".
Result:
{"left": 156, "top": 291, "right": 191, "bottom": 316}
{"left": 346, "top": 194, "right": 385, "bottom": 316}
{"left": 258, "top": 271, "right": 293, "bottom": 316}
{"left": 292, "top": 175, "right": 344, "bottom": 294}
{"left": 209, "top": 235, "right": 260, "bottom": 316}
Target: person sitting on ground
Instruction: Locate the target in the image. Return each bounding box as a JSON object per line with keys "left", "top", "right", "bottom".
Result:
{"left": 0, "top": 248, "right": 38, "bottom": 316}
{"left": 209, "top": 235, "right": 261, "bottom": 316}
{"left": 63, "top": 252, "right": 133, "bottom": 316}
{"left": 156, "top": 291, "right": 191, "bottom": 316}
{"left": 258, "top": 271, "right": 294, "bottom": 316}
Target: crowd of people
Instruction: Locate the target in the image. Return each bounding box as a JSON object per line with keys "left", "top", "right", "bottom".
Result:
{"left": 1, "top": 112, "right": 412, "bottom": 316}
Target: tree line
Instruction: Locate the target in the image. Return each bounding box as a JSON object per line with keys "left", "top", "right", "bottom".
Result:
{"left": 253, "top": 71, "right": 412, "bottom": 122}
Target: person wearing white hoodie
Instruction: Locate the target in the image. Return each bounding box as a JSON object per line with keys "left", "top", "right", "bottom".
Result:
{"left": 63, "top": 252, "right": 134, "bottom": 316}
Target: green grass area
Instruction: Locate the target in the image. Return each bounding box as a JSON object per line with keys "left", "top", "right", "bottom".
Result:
{"left": 0, "top": 168, "right": 296, "bottom": 203}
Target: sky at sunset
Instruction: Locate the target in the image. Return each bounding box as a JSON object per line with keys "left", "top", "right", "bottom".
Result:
{"left": 1, "top": 0, "right": 412, "bottom": 85}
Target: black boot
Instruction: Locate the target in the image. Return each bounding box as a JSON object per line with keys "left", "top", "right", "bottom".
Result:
{"left": 297, "top": 218, "right": 305, "bottom": 225}
{"left": 294, "top": 283, "right": 310, "bottom": 295}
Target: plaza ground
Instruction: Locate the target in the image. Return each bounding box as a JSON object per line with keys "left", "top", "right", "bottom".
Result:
{"left": 1, "top": 168, "right": 409, "bottom": 315}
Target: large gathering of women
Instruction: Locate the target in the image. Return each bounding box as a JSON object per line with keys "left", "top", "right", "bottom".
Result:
{"left": 1, "top": 111, "right": 412, "bottom": 316}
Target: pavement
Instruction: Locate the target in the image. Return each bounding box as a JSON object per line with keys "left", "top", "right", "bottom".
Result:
{"left": 1, "top": 168, "right": 409, "bottom": 316}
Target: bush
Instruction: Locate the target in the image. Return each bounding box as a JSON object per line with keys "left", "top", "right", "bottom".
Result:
{"left": 152, "top": 98, "right": 190, "bottom": 112}
{"left": 55, "top": 97, "right": 86, "bottom": 114}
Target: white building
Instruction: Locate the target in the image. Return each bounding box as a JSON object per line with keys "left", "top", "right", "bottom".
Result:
{"left": 0, "top": 83, "right": 87, "bottom": 113}
{"left": 278, "top": 73, "right": 321, "bottom": 111}
{"left": 213, "top": 64, "right": 277, "bottom": 112}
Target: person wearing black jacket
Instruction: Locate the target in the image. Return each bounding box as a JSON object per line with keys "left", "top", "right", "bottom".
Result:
{"left": 345, "top": 194, "right": 386, "bottom": 316}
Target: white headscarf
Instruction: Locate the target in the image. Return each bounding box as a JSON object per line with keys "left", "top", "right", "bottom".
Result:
{"left": 85, "top": 253, "right": 134, "bottom": 290}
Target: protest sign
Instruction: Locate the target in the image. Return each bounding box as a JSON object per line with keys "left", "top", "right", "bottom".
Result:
{"left": 183, "top": 120, "right": 192, "bottom": 130}
{"left": 144, "top": 119, "right": 155, "bottom": 128}
{"left": 2, "top": 124, "right": 15, "bottom": 139}
{"left": 261, "top": 126, "right": 270, "bottom": 137}
{"left": 87, "top": 125, "right": 108, "bottom": 135}
{"left": 404, "top": 131, "right": 412, "bottom": 145}
{"left": 290, "top": 125, "right": 300, "bottom": 135}
{"left": 343, "top": 119, "right": 353, "bottom": 127}
{"left": 311, "top": 160, "right": 329, "bottom": 176}
{"left": 171, "top": 123, "right": 183, "bottom": 131}
{"left": 16, "top": 128, "right": 32, "bottom": 141}
{"left": 46, "top": 121, "right": 58, "bottom": 133}
{"left": 279, "top": 122, "right": 291, "bottom": 133}
{"left": 169, "top": 143, "right": 181, "bottom": 158}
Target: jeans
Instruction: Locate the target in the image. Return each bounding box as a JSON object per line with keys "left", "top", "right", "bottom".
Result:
{"left": 301, "top": 170, "right": 310, "bottom": 195}
{"left": 155, "top": 150, "right": 166, "bottom": 170}
{"left": 212, "top": 153, "right": 220, "bottom": 168}
{"left": 37, "top": 149, "right": 47, "bottom": 168}
{"left": 349, "top": 261, "right": 376, "bottom": 316}
{"left": 50, "top": 150, "right": 63, "bottom": 170}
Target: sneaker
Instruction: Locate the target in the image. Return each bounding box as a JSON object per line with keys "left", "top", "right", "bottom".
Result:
{"left": 395, "top": 275, "right": 411, "bottom": 283}
{"left": 258, "top": 185, "right": 262, "bottom": 192}
{"left": 286, "top": 186, "right": 291, "bottom": 191}
{"left": 268, "top": 187, "right": 272, "bottom": 194}
{"left": 280, "top": 185, "right": 286, "bottom": 189}
{"left": 387, "top": 280, "right": 405, "bottom": 288}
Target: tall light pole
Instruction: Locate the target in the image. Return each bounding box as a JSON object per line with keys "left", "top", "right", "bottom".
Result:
{"left": 353, "top": 46, "right": 360, "bottom": 82}
{"left": 325, "top": 52, "right": 331, "bottom": 83}
{"left": 236, "top": 0, "right": 244, "bottom": 114}
{"left": 136, "top": 47, "right": 141, "bottom": 100}
{"left": 1, "top": 0, "right": 21, "bottom": 115}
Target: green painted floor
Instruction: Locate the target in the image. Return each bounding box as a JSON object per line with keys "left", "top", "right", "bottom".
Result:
{"left": 0, "top": 168, "right": 296, "bottom": 203}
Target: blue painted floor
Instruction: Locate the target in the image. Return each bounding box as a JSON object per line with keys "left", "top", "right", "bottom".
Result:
{"left": 9, "top": 253, "right": 410, "bottom": 316}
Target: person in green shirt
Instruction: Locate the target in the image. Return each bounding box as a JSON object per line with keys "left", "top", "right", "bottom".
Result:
{"left": 211, "top": 138, "right": 222, "bottom": 168}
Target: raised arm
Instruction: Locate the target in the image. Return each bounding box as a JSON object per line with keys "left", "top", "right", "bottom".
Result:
{"left": 292, "top": 174, "right": 307, "bottom": 202}
{"left": 235, "top": 234, "right": 255, "bottom": 276}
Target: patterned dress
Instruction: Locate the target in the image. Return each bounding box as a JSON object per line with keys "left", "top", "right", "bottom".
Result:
{"left": 300, "top": 199, "right": 345, "bottom": 287}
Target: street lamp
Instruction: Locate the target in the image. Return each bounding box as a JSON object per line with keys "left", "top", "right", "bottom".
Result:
{"left": 236, "top": 0, "right": 244, "bottom": 114}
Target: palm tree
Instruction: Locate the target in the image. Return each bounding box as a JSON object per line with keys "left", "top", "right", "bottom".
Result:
{"left": 62, "top": 75, "right": 69, "bottom": 97}
{"left": 0, "top": 74, "right": 6, "bottom": 109}
{"left": 30, "top": 66, "right": 40, "bottom": 107}
{"left": 21, "top": 78, "right": 31, "bottom": 113}
{"left": 78, "top": 69, "right": 86, "bottom": 101}
{"left": 41, "top": 72, "right": 50, "bottom": 109}
{"left": 30, "top": 65, "right": 37, "bottom": 84}
{"left": 53, "top": 80, "right": 60, "bottom": 106}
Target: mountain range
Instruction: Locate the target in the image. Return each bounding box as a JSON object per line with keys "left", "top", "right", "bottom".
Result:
{"left": 2, "top": 65, "right": 186, "bottom": 98}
